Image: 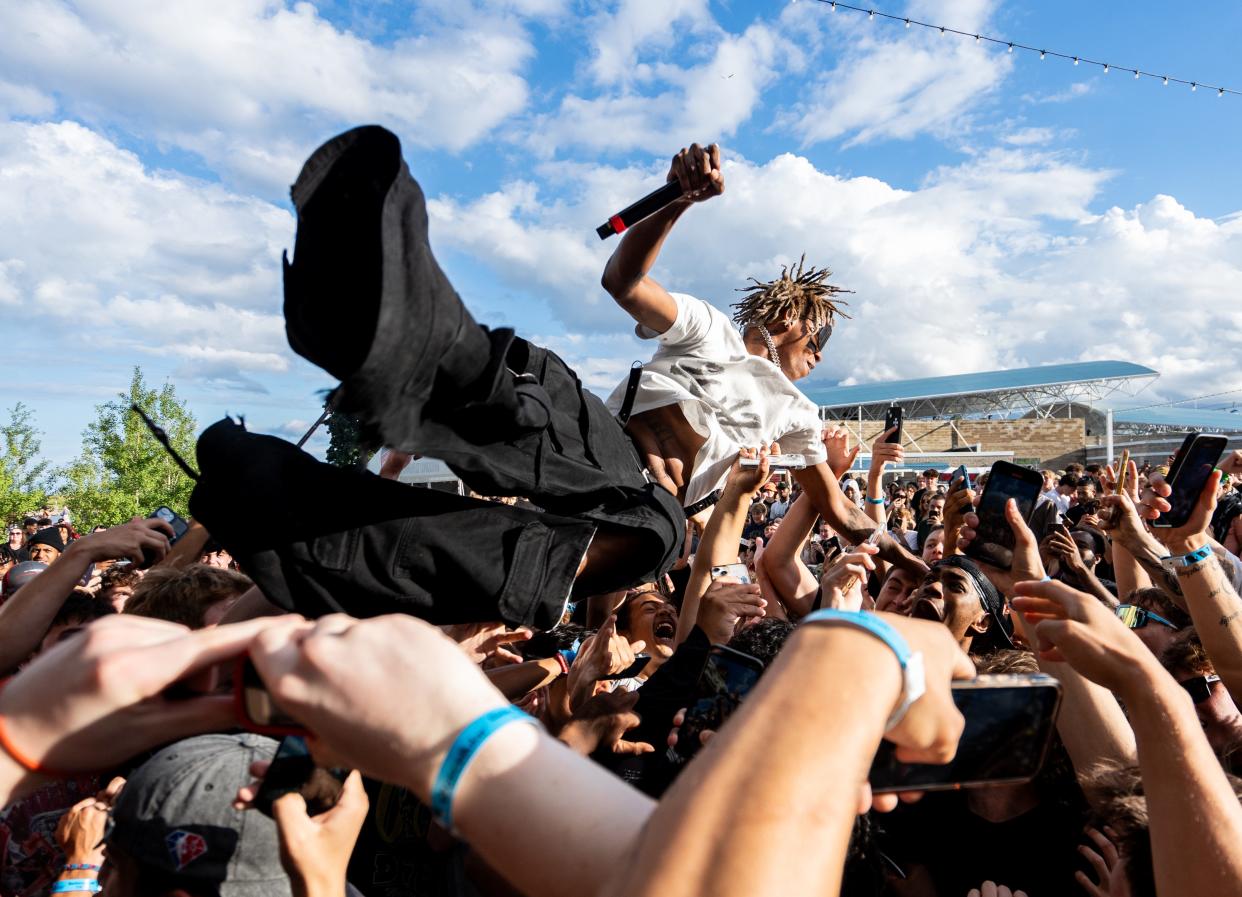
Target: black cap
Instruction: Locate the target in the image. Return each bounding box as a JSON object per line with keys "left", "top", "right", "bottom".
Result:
{"left": 934, "top": 555, "right": 1013, "bottom": 647}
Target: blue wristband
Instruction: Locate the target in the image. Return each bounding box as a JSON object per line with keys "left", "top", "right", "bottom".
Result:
{"left": 62, "top": 865, "right": 100, "bottom": 872}
{"left": 51, "top": 881, "right": 101, "bottom": 894}
{"left": 801, "top": 609, "right": 925, "bottom": 730}
{"left": 866, "top": 497, "right": 885, "bottom": 505}
{"left": 431, "top": 706, "right": 538, "bottom": 831}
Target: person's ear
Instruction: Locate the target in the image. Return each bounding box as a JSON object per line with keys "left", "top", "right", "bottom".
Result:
{"left": 969, "top": 609, "right": 992, "bottom": 635}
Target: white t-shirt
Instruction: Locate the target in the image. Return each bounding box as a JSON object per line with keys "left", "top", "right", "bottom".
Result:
{"left": 605, "top": 292, "right": 828, "bottom": 508}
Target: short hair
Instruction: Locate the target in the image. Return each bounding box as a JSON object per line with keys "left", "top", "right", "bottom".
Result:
{"left": 125, "top": 564, "right": 252, "bottom": 630}
{"left": 99, "top": 563, "right": 142, "bottom": 592}
{"left": 727, "top": 619, "right": 795, "bottom": 668}
{"left": 1058, "top": 474, "right": 1079, "bottom": 488}
{"left": 50, "top": 589, "right": 116, "bottom": 629}
{"left": 923, "top": 469, "right": 940, "bottom": 479}
{"left": 974, "top": 648, "right": 1040, "bottom": 675}
{"left": 1160, "top": 627, "right": 1212, "bottom": 676}
{"left": 1125, "top": 587, "right": 1191, "bottom": 629}
{"left": 615, "top": 584, "right": 671, "bottom": 635}
{"left": 731, "top": 255, "right": 851, "bottom": 336}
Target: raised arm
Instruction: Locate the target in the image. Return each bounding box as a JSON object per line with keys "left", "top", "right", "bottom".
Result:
{"left": 754, "top": 492, "right": 820, "bottom": 618}
{"left": 865, "top": 426, "right": 902, "bottom": 529}
{"left": 1013, "top": 578, "right": 1242, "bottom": 897}
{"left": 793, "top": 461, "right": 928, "bottom": 578}
{"left": 601, "top": 143, "right": 722, "bottom": 334}
{"left": 0, "top": 519, "right": 173, "bottom": 673}
{"left": 677, "top": 448, "right": 770, "bottom": 645}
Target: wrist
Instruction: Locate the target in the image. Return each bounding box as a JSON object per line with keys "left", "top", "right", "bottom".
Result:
{"left": 790, "top": 621, "right": 904, "bottom": 729}
{"left": 1163, "top": 537, "right": 1209, "bottom": 557}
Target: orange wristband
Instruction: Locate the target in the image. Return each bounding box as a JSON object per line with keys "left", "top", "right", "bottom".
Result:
{"left": 0, "top": 709, "right": 65, "bottom": 778}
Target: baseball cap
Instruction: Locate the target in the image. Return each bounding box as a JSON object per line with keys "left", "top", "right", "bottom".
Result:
{"left": 933, "top": 555, "right": 1014, "bottom": 648}
{"left": 108, "top": 733, "right": 292, "bottom": 897}
{"left": 2, "top": 561, "right": 48, "bottom": 596}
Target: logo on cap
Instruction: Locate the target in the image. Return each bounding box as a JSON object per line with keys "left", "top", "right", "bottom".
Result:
{"left": 166, "top": 830, "right": 208, "bottom": 870}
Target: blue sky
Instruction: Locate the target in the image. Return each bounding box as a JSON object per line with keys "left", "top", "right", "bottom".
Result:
{"left": 3, "top": 0, "right": 1241, "bottom": 466}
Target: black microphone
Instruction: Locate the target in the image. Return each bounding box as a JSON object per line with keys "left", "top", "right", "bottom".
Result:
{"left": 596, "top": 180, "right": 685, "bottom": 240}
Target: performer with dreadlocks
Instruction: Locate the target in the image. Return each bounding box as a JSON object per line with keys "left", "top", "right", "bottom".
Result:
{"left": 602, "top": 142, "right": 926, "bottom": 573}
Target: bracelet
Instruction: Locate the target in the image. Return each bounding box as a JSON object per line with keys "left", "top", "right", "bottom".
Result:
{"left": 51, "top": 881, "right": 101, "bottom": 893}
{"left": 62, "top": 864, "right": 100, "bottom": 872}
{"left": 553, "top": 652, "right": 570, "bottom": 676}
{"left": 866, "top": 497, "right": 885, "bottom": 505}
{"left": 0, "top": 700, "right": 68, "bottom": 779}
{"left": 801, "top": 609, "right": 925, "bottom": 731}
{"left": 431, "top": 706, "right": 539, "bottom": 831}
{"left": 1161, "top": 544, "right": 1213, "bottom": 574}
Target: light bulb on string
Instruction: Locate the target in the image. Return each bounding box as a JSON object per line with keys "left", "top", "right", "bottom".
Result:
{"left": 939, "top": 26, "right": 945, "bottom": 34}
{"left": 868, "top": 10, "right": 874, "bottom": 20}
{"left": 1163, "top": 76, "right": 1169, "bottom": 85}
{"left": 1103, "top": 64, "right": 1109, "bottom": 74}
{"left": 830, "top": 1, "right": 836, "bottom": 9}
{"left": 1134, "top": 70, "right": 1140, "bottom": 79}
{"left": 1220, "top": 88, "right": 1226, "bottom": 97}
{"left": 905, "top": 18, "right": 910, "bottom": 28}
{"left": 1007, "top": 43, "right": 1013, "bottom": 53}
{"left": 975, "top": 34, "right": 981, "bottom": 43}
{"left": 1039, "top": 50, "right": 1046, "bottom": 59}
{"left": 1073, "top": 57, "right": 1079, "bottom": 65}
{"left": 1192, "top": 82, "right": 1197, "bottom": 91}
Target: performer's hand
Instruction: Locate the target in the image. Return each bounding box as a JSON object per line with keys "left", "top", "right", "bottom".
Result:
{"left": 668, "top": 143, "right": 723, "bottom": 203}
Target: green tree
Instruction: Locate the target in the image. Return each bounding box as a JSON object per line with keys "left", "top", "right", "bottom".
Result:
{"left": 324, "top": 402, "right": 366, "bottom": 469}
{"left": 60, "top": 367, "right": 198, "bottom": 529}
{"left": 0, "top": 403, "right": 52, "bottom": 524}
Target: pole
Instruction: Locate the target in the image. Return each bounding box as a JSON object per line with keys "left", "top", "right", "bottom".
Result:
{"left": 1105, "top": 408, "right": 1114, "bottom": 467}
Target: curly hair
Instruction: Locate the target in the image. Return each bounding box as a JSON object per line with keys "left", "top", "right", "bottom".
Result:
{"left": 731, "top": 254, "right": 852, "bottom": 338}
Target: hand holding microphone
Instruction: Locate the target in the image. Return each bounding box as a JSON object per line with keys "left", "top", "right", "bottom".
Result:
{"left": 597, "top": 142, "right": 723, "bottom": 239}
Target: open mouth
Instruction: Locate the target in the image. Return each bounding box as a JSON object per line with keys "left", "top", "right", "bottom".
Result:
{"left": 910, "top": 597, "right": 945, "bottom": 623}
{"left": 653, "top": 619, "right": 677, "bottom": 640}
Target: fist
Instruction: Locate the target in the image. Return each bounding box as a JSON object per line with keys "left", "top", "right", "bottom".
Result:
{"left": 668, "top": 143, "right": 723, "bottom": 203}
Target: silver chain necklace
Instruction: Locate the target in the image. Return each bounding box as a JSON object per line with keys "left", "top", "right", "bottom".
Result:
{"left": 756, "top": 323, "right": 782, "bottom": 369}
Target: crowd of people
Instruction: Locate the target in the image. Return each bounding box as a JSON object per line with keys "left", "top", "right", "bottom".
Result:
{"left": 0, "top": 126, "right": 1240, "bottom": 897}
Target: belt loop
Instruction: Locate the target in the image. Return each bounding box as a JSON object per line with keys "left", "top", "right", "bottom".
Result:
{"left": 616, "top": 361, "right": 643, "bottom": 427}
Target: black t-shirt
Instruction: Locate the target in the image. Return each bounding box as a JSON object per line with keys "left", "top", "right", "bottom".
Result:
{"left": 876, "top": 791, "right": 1087, "bottom": 897}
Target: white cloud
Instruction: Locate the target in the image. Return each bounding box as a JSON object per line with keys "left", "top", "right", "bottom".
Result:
{"left": 425, "top": 145, "right": 1242, "bottom": 404}
{"left": 0, "top": 120, "right": 293, "bottom": 386}
{"left": 0, "top": 0, "right": 539, "bottom": 193}
{"left": 778, "top": 0, "right": 1011, "bottom": 147}
{"left": 528, "top": 19, "right": 796, "bottom": 156}
{"left": 586, "top": 0, "right": 715, "bottom": 86}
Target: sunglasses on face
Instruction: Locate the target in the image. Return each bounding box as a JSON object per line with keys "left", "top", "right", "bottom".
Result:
{"left": 1179, "top": 674, "right": 1222, "bottom": 705}
{"left": 1115, "top": 604, "right": 1179, "bottom": 631}
{"left": 806, "top": 321, "right": 834, "bottom": 355}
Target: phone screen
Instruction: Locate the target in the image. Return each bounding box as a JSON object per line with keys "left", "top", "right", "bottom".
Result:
{"left": 951, "top": 464, "right": 969, "bottom": 491}
{"left": 253, "top": 735, "right": 348, "bottom": 818}
{"left": 869, "top": 675, "right": 1062, "bottom": 792}
{"left": 711, "top": 563, "right": 751, "bottom": 584}
{"left": 672, "top": 646, "right": 764, "bottom": 762}
{"left": 1154, "top": 434, "right": 1227, "bottom": 528}
{"left": 237, "top": 657, "right": 309, "bottom": 735}
{"left": 965, "top": 461, "right": 1044, "bottom": 570}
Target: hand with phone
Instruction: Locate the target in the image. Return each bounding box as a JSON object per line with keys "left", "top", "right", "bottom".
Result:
{"left": 869, "top": 427, "right": 904, "bottom": 469}
{"left": 817, "top": 542, "right": 879, "bottom": 611}
{"left": 697, "top": 578, "right": 766, "bottom": 643}
{"left": 727, "top": 445, "right": 776, "bottom": 497}
{"left": 1137, "top": 433, "right": 1227, "bottom": 528}
{"left": 66, "top": 515, "right": 176, "bottom": 568}
{"left": 959, "top": 461, "right": 1044, "bottom": 571}
{"left": 238, "top": 759, "right": 368, "bottom": 897}
{"left": 941, "top": 475, "right": 976, "bottom": 558}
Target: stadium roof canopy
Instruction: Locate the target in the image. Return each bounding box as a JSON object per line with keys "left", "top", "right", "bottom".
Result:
{"left": 1113, "top": 406, "right": 1242, "bottom": 432}
{"left": 801, "top": 360, "right": 1158, "bottom": 421}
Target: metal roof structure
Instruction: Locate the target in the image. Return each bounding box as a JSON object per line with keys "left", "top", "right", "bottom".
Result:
{"left": 1113, "top": 406, "right": 1242, "bottom": 433}
{"left": 801, "top": 360, "right": 1158, "bottom": 421}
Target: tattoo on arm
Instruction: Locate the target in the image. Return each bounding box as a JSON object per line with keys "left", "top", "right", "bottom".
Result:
{"left": 1220, "top": 609, "right": 1240, "bottom": 628}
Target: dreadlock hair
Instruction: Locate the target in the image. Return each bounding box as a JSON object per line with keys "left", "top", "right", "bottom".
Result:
{"left": 731, "top": 254, "right": 852, "bottom": 340}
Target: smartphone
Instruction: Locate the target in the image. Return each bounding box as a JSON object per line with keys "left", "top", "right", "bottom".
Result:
{"left": 711, "top": 563, "right": 751, "bottom": 584}
{"left": 964, "top": 461, "right": 1045, "bottom": 570}
{"left": 884, "top": 405, "right": 904, "bottom": 444}
{"left": 869, "top": 674, "right": 1063, "bottom": 793}
{"left": 671, "top": 645, "right": 764, "bottom": 762}
{"left": 739, "top": 454, "right": 807, "bottom": 470}
{"left": 950, "top": 464, "right": 970, "bottom": 492}
{"left": 149, "top": 506, "right": 189, "bottom": 543}
{"left": 601, "top": 655, "right": 651, "bottom": 680}
{"left": 235, "top": 656, "right": 310, "bottom": 736}
{"left": 1152, "top": 433, "right": 1228, "bottom": 528}
{"left": 253, "top": 735, "right": 349, "bottom": 818}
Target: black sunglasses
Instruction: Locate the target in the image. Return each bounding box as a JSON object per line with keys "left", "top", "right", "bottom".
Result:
{"left": 807, "top": 320, "right": 834, "bottom": 355}
{"left": 1179, "top": 674, "right": 1221, "bottom": 705}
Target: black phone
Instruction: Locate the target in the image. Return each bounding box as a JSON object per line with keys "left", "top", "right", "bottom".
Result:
{"left": 601, "top": 655, "right": 651, "bottom": 680}
{"left": 253, "top": 735, "right": 349, "bottom": 818}
{"left": 884, "top": 405, "right": 904, "bottom": 444}
{"left": 869, "top": 674, "right": 1063, "bottom": 793}
{"left": 1153, "top": 433, "right": 1228, "bottom": 529}
{"left": 964, "top": 461, "right": 1045, "bottom": 570}
{"left": 148, "top": 506, "right": 189, "bottom": 543}
{"left": 671, "top": 645, "right": 764, "bottom": 762}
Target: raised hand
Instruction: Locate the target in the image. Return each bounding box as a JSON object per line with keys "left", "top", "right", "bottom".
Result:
{"left": 726, "top": 445, "right": 776, "bottom": 498}
{"left": 967, "top": 883, "right": 1029, "bottom": 897}
{"left": 559, "top": 690, "right": 654, "bottom": 757}
{"left": 567, "top": 615, "right": 645, "bottom": 711}
{"left": 697, "top": 578, "right": 766, "bottom": 644}
{"left": 1076, "top": 825, "right": 1127, "bottom": 897}
{"left": 818, "top": 544, "right": 879, "bottom": 611}
{"left": 69, "top": 516, "right": 175, "bottom": 566}
{"left": 667, "top": 143, "right": 724, "bottom": 203}
{"left": 822, "top": 426, "right": 861, "bottom": 480}
{"left": 869, "top": 427, "right": 904, "bottom": 470}
{"left": 271, "top": 770, "right": 370, "bottom": 897}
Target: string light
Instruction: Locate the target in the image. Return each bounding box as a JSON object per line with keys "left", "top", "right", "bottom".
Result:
{"left": 803, "top": 1, "right": 1240, "bottom": 98}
